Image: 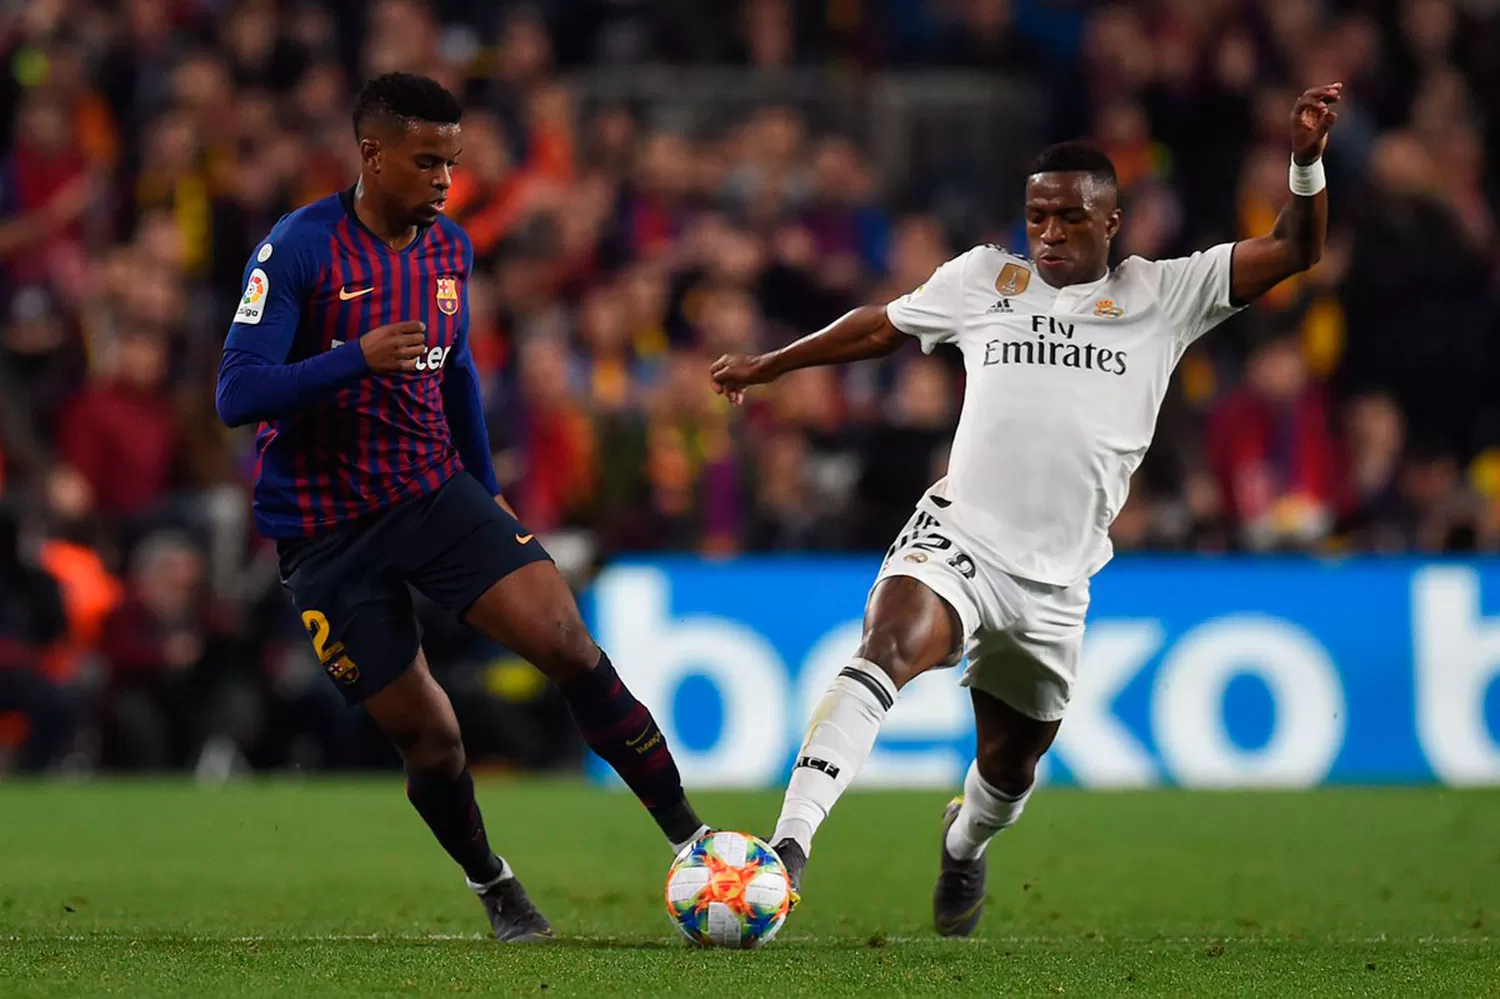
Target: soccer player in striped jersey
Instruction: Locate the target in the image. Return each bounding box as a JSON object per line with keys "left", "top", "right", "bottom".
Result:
{"left": 216, "top": 73, "right": 709, "bottom": 942}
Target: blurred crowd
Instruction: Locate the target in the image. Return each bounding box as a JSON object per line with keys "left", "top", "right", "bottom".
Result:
{"left": 0, "top": 0, "right": 1498, "bottom": 774}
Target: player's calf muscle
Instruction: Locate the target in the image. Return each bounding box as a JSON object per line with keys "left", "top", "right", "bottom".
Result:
{"left": 972, "top": 693, "right": 1059, "bottom": 796}
{"left": 365, "top": 662, "right": 467, "bottom": 775}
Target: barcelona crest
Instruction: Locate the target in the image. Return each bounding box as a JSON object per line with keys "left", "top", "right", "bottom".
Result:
{"left": 435, "top": 276, "right": 460, "bottom": 316}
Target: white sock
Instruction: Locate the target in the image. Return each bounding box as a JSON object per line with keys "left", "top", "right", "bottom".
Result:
{"left": 944, "top": 761, "right": 1031, "bottom": 861}
{"left": 771, "top": 658, "right": 897, "bottom": 856}
{"left": 466, "top": 857, "right": 515, "bottom": 893}
{"left": 670, "top": 823, "right": 711, "bottom": 857}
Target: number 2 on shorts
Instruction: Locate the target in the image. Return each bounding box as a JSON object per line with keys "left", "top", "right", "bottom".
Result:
{"left": 301, "top": 609, "right": 361, "bottom": 684}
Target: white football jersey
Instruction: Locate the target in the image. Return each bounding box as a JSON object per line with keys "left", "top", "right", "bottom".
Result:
{"left": 885, "top": 242, "right": 1243, "bottom": 586}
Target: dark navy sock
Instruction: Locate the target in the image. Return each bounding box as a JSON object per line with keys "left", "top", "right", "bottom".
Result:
{"left": 405, "top": 766, "right": 505, "bottom": 885}
{"left": 559, "top": 651, "right": 703, "bottom": 846}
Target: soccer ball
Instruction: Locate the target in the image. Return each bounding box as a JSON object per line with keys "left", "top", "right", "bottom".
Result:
{"left": 664, "top": 831, "right": 792, "bottom": 949}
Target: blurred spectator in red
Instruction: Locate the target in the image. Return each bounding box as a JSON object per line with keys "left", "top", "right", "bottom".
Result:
{"left": 45, "top": 38, "right": 120, "bottom": 171}
{"left": 526, "top": 83, "right": 577, "bottom": 184}
{"left": 510, "top": 335, "right": 597, "bottom": 534}
{"left": 2, "top": 91, "right": 95, "bottom": 285}
{"left": 446, "top": 109, "right": 561, "bottom": 263}
{"left": 97, "top": 530, "right": 232, "bottom": 770}
{"left": 1207, "top": 330, "right": 1340, "bottom": 551}
{"left": 57, "top": 327, "right": 179, "bottom": 522}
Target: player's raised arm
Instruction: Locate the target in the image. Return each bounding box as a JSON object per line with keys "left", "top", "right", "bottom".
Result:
{"left": 1228, "top": 83, "right": 1342, "bottom": 305}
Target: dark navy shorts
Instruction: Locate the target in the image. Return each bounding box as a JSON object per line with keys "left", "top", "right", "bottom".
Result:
{"left": 276, "top": 471, "right": 551, "bottom": 704}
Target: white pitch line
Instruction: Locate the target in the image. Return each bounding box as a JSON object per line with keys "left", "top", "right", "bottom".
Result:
{"left": 3, "top": 934, "right": 1492, "bottom": 946}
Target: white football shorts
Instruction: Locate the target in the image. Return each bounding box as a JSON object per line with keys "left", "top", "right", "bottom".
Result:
{"left": 872, "top": 495, "right": 1090, "bottom": 722}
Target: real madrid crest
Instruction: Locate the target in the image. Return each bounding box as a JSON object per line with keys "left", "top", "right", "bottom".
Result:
{"left": 436, "top": 276, "right": 460, "bottom": 316}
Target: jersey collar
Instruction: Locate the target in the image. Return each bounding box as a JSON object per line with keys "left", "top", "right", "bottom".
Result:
{"left": 1045, "top": 266, "right": 1113, "bottom": 308}
{"left": 340, "top": 186, "right": 432, "bottom": 255}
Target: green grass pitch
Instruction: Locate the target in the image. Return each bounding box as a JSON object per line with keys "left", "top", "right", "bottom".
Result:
{"left": 2, "top": 782, "right": 1498, "bottom": 997}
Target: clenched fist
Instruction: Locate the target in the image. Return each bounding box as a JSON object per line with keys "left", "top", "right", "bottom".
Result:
{"left": 359, "top": 320, "right": 428, "bottom": 373}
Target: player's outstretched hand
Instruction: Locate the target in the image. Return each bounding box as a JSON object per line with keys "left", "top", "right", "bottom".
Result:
{"left": 1292, "top": 83, "right": 1341, "bottom": 164}
{"left": 710, "top": 353, "right": 774, "bottom": 406}
{"left": 360, "top": 320, "right": 428, "bottom": 373}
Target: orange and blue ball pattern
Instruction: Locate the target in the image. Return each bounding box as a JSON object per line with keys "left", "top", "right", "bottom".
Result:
{"left": 665, "top": 831, "right": 792, "bottom": 948}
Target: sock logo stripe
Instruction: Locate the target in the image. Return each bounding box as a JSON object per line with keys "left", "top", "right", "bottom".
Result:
{"left": 795, "top": 755, "right": 842, "bottom": 779}
{"left": 561, "top": 651, "right": 704, "bottom": 846}
{"left": 839, "top": 666, "right": 895, "bottom": 711}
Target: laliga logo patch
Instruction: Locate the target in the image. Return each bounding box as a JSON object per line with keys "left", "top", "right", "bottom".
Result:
{"left": 435, "top": 276, "right": 459, "bottom": 316}
{"left": 235, "top": 267, "right": 269, "bottom": 325}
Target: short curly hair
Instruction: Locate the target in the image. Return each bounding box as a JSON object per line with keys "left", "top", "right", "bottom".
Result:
{"left": 352, "top": 72, "right": 462, "bottom": 138}
{"left": 1028, "top": 141, "right": 1118, "bottom": 192}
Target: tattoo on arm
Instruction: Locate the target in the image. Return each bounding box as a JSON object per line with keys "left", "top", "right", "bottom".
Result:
{"left": 1272, "top": 192, "right": 1323, "bottom": 270}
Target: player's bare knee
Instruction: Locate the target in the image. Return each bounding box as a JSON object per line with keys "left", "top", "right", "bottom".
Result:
{"left": 854, "top": 630, "right": 920, "bottom": 689}
{"left": 398, "top": 722, "right": 466, "bottom": 777}
{"left": 975, "top": 744, "right": 1038, "bottom": 798}
{"left": 536, "top": 619, "right": 599, "bottom": 683}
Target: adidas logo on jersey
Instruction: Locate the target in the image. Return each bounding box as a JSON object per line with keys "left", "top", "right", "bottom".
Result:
{"left": 986, "top": 298, "right": 1013, "bottom": 314}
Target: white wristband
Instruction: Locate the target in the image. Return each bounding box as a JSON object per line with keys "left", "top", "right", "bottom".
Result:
{"left": 1289, "top": 156, "right": 1326, "bottom": 197}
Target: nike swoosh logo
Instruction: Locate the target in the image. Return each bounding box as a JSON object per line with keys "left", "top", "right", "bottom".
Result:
{"left": 338, "top": 286, "right": 374, "bottom": 300}
{"left": 515, "top": 533, "right": 534, "bottom": 544}
{"left": 935, "top": 898, "right": 985, "bottom": 933}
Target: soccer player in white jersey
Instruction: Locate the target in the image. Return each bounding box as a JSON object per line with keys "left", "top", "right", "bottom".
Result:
{"left": 709, "top": 84, "right": 1343, "bottom": 935}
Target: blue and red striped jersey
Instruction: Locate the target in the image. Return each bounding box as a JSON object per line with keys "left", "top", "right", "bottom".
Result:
{"left": 220, "top": 189, "right": 499, "bottom": 539}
